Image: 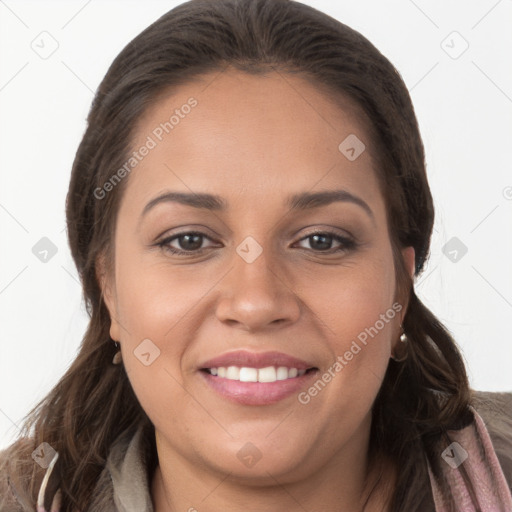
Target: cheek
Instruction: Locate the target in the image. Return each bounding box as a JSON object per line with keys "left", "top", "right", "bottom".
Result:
{"left": 297, "top": 249, "right": 397, "bottom": 402}
{"left": 113, "top": 255, "right": 210, "bottom": 345}
{"left": 300, "top": 249, "right": 397, "bottom": 344}
{"left": 112, "top": 258, "right": 205, "bottom": 427}
{"left": 111, "top": 253, "right": 224, "bottom": 416}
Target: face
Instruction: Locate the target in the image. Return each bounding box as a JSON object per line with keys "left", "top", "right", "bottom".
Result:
{"left": 100, "top": 69, "right": 415, "bottom": 484}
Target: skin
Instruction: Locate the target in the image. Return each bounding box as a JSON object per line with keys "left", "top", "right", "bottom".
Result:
{"left": 99, "top": 68, "right": 415, "bottom": 512}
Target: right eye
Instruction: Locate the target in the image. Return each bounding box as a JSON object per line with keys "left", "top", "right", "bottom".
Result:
{"left": 157, "top": 231, "right": 219, "bottom": 255}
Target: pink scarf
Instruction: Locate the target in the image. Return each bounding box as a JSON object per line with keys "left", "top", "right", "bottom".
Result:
{"left": 427, "top": 407, "right": 512, "bottom": 511}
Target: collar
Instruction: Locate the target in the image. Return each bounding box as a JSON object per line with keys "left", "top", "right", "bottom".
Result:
{"left": 105, "top": 423, "right": 154, "bottom": 512}
{"left": 37, "top": 423, "right": 155, "bottom": 512}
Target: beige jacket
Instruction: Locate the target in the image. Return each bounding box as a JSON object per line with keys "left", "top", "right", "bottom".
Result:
{"left": 1, "top": 390, "right": 512, "bottom": 511}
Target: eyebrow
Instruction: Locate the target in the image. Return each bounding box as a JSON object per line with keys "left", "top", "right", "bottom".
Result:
{"left": 141, "top": 189, "right": 374, "bottom": 221}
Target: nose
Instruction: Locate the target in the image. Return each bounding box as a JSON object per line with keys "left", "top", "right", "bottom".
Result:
{"left": 215, "top": 247, "right": 301, "bottom": 332}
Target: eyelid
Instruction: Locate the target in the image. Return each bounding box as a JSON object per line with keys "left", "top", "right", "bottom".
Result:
{"left": 296, "top": 226, "right": 355, "bottom": 242}
{"left": 156, "top": 225, "right": 354, "bottom": 243}
{"left": 154, "top": 224, "right": 219, "bottom": 241}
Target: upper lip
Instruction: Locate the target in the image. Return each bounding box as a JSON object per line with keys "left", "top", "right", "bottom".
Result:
{"left": 199, "top": 350, "right": 316, "bottom": 370}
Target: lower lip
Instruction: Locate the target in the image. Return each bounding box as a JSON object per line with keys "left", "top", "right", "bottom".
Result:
{"left": 199, "top": 370, "right": 318, "bottom": 405}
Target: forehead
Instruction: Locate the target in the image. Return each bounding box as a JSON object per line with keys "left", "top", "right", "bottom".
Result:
{"left": 122, "top": 69, "right": 384, "bottom": 215}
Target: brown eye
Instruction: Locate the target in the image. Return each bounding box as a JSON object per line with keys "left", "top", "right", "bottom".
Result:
{"left": 158, "top": 231, "right": 216, "bottom": 255}
{"left": 295, "top": 232, "right": 356, "bottom": 253}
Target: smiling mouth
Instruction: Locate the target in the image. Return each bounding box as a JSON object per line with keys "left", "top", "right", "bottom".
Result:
{"left": 201, "top": 366, "right": 317, "bottom": 383}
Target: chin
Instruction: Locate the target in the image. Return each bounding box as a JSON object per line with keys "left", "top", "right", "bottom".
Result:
{"left": 195, "top": 436, "right": 319, "bottom": 484}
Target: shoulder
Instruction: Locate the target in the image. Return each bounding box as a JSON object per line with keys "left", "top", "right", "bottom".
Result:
{"left": 0, "top": 465, "right": 23, "bottom": 511}
{"left": 471, "top": 389, "right": 512, "bottom": 487}
{"left": 0, "top": 437, "right": 45, "bottom": 512}
{"left": 472, "top": 390, "right": 512, "bottom": 437}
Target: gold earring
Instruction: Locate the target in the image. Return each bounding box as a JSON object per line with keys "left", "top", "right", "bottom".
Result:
{"left": 112, "top": 341, "right": 122, "bottom": 365}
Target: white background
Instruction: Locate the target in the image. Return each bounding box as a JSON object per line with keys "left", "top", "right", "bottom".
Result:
{"left": 1, "top": 0, "right": 511, "bottom": 450}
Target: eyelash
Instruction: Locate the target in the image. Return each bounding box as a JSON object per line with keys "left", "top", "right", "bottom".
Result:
{"left": 156, "top": 230, "right": 357, "bottom": 256}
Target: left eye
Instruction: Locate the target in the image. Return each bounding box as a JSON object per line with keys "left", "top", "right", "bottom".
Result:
{"left": 295, "top": 232, "right": 355, "bottom": 252}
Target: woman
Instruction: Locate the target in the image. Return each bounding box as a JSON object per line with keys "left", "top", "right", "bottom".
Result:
{"left": 1, "top": 0, "right": 511, "bottom": 510}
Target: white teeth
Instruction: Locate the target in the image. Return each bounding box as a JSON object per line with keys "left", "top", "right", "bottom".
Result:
{"left": 239, "top": 367, "right": 258, "bottom": 382}
{"left": 207, "top": 366, "right": 307, "bottom": 382}
{"left": 276, "top": 366, "right": 289, "bottom": 380}
{"left": 226, "top": 366, "right": 240, "bottom": 380}
{"left": 258, "top": 366, "right": 276, "bottom": 383}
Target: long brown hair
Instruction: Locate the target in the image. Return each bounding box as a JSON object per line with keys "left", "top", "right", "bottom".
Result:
{"left": 1, "top": 0, "right": 475, "bottom": 510}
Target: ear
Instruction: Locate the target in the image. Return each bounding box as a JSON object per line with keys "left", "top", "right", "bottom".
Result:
{"left": 391, "top": 246, "right": 416, "bottom": 355}
{"left": 96, "top": 253, "right": 122, "bottom": 342}
{"left": 402, "top": 246, "right": 415, "bottom": 280}
{"left": 398, "top": 246, "right": 415, "bottom": 322}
